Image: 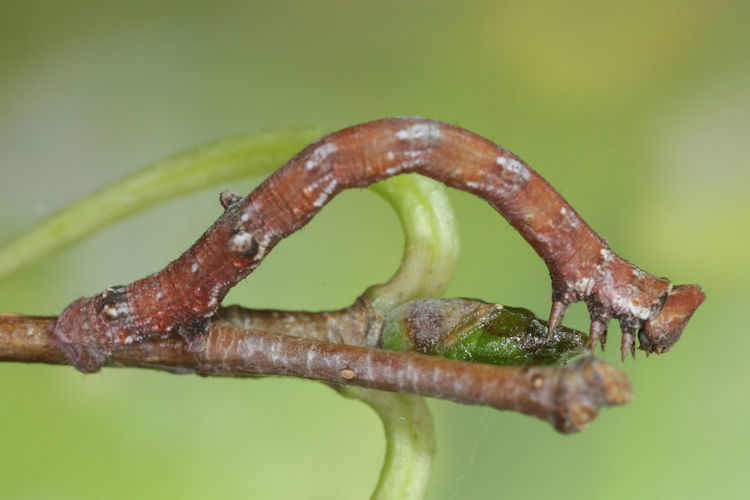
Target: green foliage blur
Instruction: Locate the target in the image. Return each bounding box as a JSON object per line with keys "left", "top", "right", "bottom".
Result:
{"left": 1, "top": 1, "right": 748, "bottom": 498}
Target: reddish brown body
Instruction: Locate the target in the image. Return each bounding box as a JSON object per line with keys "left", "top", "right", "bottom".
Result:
{"left": 50, "top": 117, "right": 704, "bottom": 372}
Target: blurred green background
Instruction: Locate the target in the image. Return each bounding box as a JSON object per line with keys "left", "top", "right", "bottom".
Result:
{"left": 1, "top": 1, "right": 748, "bottom": 498}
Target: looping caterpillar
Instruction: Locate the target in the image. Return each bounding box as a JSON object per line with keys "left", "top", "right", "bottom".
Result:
{"left": 50, "top": 117, "right": 704, "bottom": 372}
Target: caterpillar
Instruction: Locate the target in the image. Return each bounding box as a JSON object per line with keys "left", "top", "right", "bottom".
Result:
{"left": 50, "top": 117, "right": 704, "bottom": 372}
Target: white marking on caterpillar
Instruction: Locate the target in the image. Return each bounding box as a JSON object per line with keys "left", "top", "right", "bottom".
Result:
{"left": 305, "top": 142, "right": 338, "bottom": 171}
{"left": 396, "top": 122, "right": 441, "bottom": 142}
{"left": 507, "top": 159, "right": 531, "bottom": 182}
{"left": 575, "top": 277, "right": 596, "bottom": 296}
{"left": 103, "top": 304, "right": 120, "bottom": 319}
{"left": 312, "top": 177, "right": 339, "bottom": 208}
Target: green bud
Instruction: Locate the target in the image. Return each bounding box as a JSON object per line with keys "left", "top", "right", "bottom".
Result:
{"left": 380, "top": 298, "right": 587, "bottom": 366}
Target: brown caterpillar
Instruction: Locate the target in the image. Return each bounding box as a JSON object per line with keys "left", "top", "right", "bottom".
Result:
{"left": 50, "top": 117, "right": 704, "bottom": 372}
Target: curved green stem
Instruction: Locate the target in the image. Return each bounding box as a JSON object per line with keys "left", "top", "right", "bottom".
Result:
{"left": 341, "top": 387, "right": 435, "bottom": 500}
{"left": 367, "top": 175, "right": 459, "bottom": 313}
{"left": 0, "top": 129, "right": 456, "bottom": 500}
{"left": 0, "top": 129, "right": 325, "bottom": 280}
{"left": 348, "top": 175, "right": 455, "bottom": 499}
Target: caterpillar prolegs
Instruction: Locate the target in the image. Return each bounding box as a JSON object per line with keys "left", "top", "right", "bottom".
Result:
{"left": 50, "top": 117, "right": 704, "bottom": 372}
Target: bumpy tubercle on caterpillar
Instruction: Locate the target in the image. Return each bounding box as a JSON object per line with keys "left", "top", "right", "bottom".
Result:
{"left": 49, "top": 117, "right": 704, "bottom": 373}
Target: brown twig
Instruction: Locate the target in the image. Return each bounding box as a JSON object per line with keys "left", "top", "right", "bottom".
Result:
{"left": 219, "top": 295, "right": 382, "bottom": 348}
{"left": 0, "top": 310, "right": 631, "bottom": 433}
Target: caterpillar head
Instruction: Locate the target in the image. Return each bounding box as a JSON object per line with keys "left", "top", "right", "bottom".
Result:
{"left": 638, "top": 284, "right": 705, "bottom": 354}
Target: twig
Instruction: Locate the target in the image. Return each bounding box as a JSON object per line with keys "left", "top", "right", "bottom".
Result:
{"left": 0, "top": 312, "right": 631, "bottom": 433}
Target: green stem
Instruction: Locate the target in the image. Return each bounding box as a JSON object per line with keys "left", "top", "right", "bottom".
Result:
{"left": 0, "top": 129, "right": 325, "bottom": 280}
{"left": 366, "top": 175, "right": 459, "bottom": 312}
{"left": 0, "top": 129, "right": 454, "bottom": 500}
{"left": 351, "top": 175, "right": 456, "bottom": 499}
{"left": 341, "top": 387, "right": 435, "bottom": 500}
